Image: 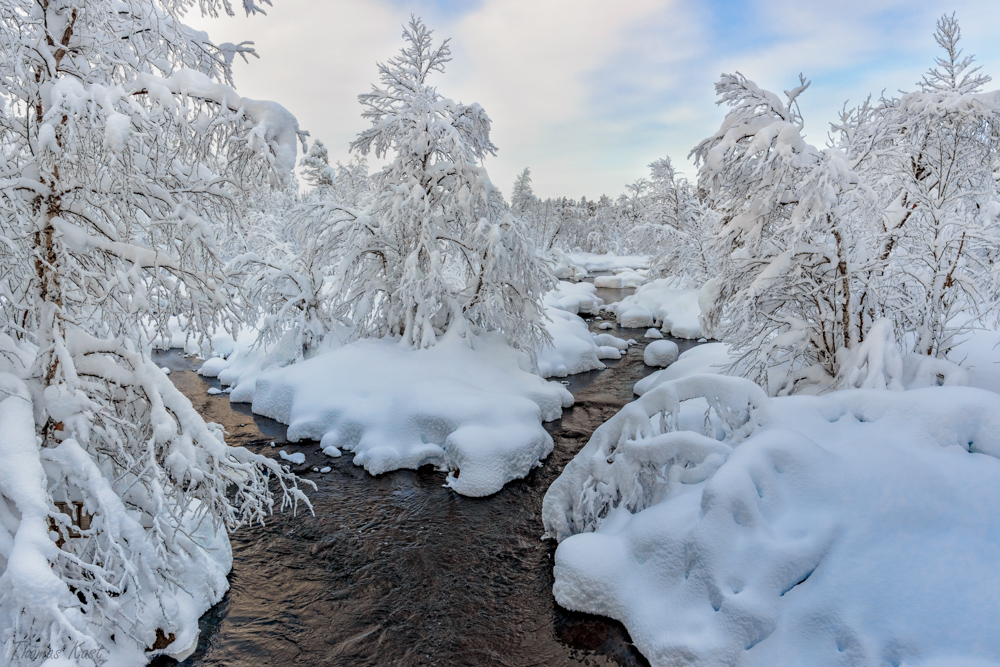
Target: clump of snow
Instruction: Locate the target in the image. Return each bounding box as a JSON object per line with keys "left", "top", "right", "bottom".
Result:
{"left": 544, "top": 281, "right": 604, "bottom": 316}
{"left": 598, "top": 322, "right": 614, "bottom": 330}
{"left": 644, "top": 328, "right": 663, "bottom": 339}
{"left": 319, "top": 467, "right": 332, "bottom": 473}
{"left": 643, "top": 340, "right": 679, "bottom": 367}
{"left": 544, "top": 374, "right": 1000, "bottom": 666}
{"left": 538, "top": 308, "right": 616, "bottom": 378}
{"left": 607, "top": 279, "right": 703, "bottom": 338}
{"left": 564, "top": 252, "right": 651, "bottom": 274}
{"left": 279, "top": 450, "right": 306, "bottom": 465}
{"left": 593, "top": 269, "right": 648, "bottom": 289}
{"left": 251, "top": 331, "right": 573, "bottom": 497}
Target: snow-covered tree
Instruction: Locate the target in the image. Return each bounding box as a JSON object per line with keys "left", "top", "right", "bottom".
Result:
{"left": 878, "top": 14, "right": 1000, "bottom": 357}
{"left": 0, "top": 0, "right": 309, "bottom": 661}
{"left": 299, "top": 138, "right": 335, "bottom": 195}
{"left": 624, "top": 157, "right": 716, "bottom": 287}
{"left": 693, "top": 74, "right": 868, "bottom": 394}
{"left": 299, "top": 17, "right": 554, "bottom": 353}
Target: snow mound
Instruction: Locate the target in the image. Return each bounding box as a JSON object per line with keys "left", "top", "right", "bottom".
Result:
{"left": 565, "top": 252, "right": 651, "bottom": 274}
{"left": 643, "top": 340, "right": 679, "bottom": 367}
{"left": 544, "top": 281, "right": 604, "bottom": 316}
{"left": 608, "top": 279, "right": 702, "bottom": 338}
{"left": 644, "top": 328, "right": 663, "bottom": 339}
{"left": 252, "top": 331, "right": 573, "bottom": 497}
{"left": 616, "top": 304, "right": 655, "bottom": 329}
{"left": 544, "top": 375, "right": 1000, "bottom": 666}
{"left": 635, "top": 342, "right": 733, "bottom": 395}
{"left": 593, "top": 269, "right": 648, "bottom": 289}
{"left": 538, "top": 308, "right": 614, "bottom": 378}
{"left": 549, "top": 248, "right": 587, "bottom": 281}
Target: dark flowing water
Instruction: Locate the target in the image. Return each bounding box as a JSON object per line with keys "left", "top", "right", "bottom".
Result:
{"left": 152, "top": 285, "right": 702, "bottom": 667}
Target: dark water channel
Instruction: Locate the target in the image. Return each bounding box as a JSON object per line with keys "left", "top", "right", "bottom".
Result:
{"left": 153, "top": 284, "right": 702, "bottom": 667}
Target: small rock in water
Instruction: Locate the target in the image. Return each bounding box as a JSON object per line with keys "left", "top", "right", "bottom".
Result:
{"left": 323, "top": 446, "right": 343, "bottom": 458}
{"left": 279, "top": 450, "right": 306, "bottom": 465}
{"left": 598, "top": 322, "right": 614, "bottom": 330}
{"left": 207, "top": 387, "right": 221, "bottom": 395}
{"left": 644, "top": 328, "right": 664, "bottom": 339}
{"left": 320, "top": 467, "right": 332, "bottom": 473}
{"left": 312, "top": 467, "right": 319, "bottom": 472}
{"left": 698, "top": 337, "right": 708, "bottom": 343}
{"left": 269, "top": 441, "right": 276, "bottom": 447}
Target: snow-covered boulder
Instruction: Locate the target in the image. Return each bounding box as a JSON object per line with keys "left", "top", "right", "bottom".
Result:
{"left": 642, "top": 339, "right": 679, "bottom": 367}
{"left": 544, "top": 281, "right": 604, "bottom": 316}
{"left": 608, "top": 279, "right": 703, "bottom": 338}
{"left": 251, "top": 330, "right": 573, "bottom": 497}
{"left": 593, "top": 269, "right": 648, "bottom": 289}
{"left": 635, "top": 342, "right": 733, "bottom": 395}
{"left": 644, "top": 328, "right": 663, "bottom": 339}
{"left": 544, "top": 375, "right": 1000, "bottom": 666}
{"left": 565, "top": 252, "right": 651, "bottom": 274}
{"left": 615, "top": 304, "right": 655, "bottom": 329}
{"left": 538, "top": 308, "right": 616, "bottom": 378}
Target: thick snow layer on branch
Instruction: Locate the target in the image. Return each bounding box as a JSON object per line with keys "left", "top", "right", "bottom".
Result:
{"left": 543, "top": 374, "right": 1000, "bottom": 666}
{"left": 607, "top": 279, "right": 703, "bottom": 338}
{"left": 250, "top": 331, "right": 573, "bottom": 497}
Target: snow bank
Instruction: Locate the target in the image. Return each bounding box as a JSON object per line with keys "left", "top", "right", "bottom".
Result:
{"left": 607, "top": 279, "right": 702, "bottom": 338}
{"left": 564, "top": 252, "right": 651, "bottom": 274}
{"left": 635, "top": 342, "right": 733, "bottom": 395}
{"left": 544, "top": 281, "right": 604, "bottom": 315}
{"left": 543, "top": 374, "right": 1000, "bottom": 666}
{"left": 538, "top": 308, "right": 619, "bottom": 378}
{"left": 251, "top": 331, "right": 573, "bottom": 497}
{"left": 593, "top": 269, "right": 648, "bottom": 289}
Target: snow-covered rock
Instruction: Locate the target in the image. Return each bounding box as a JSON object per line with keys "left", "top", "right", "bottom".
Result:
{"left": 644, "top": 328, "right": 663, "bottom": 339}
{"left": 642, "top": 339, "right": 679, "bottom": 367}
{"left": 544, "top": 375, "right": 1000, "bottom": 666}
{"left": 593, "top": 269, "right": 648, "bottom": 289}
{"left": 539, "top": 308, "right": 613, "bottom": 378}
{"left": 251, "top": 330, "right": 573, "bottom": 497}
{"left": 608, "top": 279, "right": 702, "bottom": 338}
{"left": 564, "top": 252, "right": 651, "bottom": 274}
{"left": 615, "top": 304, "right": 655, "bottom": 329}
{"left": 635, "top": 342, "right": 732, "bottom": 395}
{"left": 544, "top": 281, "right": 604, "bottom": 316}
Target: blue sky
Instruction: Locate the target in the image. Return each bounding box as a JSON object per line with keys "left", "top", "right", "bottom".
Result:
{"left": 189, "top": 0, "right": 1000, "bottom": 199}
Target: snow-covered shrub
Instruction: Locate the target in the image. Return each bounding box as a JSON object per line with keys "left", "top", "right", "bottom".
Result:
{"left": 0, "top": 0, "right": 310, "bottom": 661}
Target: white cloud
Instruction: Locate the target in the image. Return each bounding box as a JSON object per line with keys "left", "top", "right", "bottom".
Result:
{"left": 186, "top": 0, "right": 1000, "bottom": 200}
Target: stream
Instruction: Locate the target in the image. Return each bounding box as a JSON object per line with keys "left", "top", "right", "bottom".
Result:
{"left": 152, "top": 285, "right": 703, "bottom": 667}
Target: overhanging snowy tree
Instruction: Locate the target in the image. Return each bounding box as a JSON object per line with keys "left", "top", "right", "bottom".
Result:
{"left": 0, "top": 0, "right": 309, "bottom": 662}
{"left": 693, "top": 74, "right": 872, "bottom": 394}
{"left": 878, "top": 14, "right": 1000, "bottom": 358}
{"left": 299, "top": 17, "right": 554, "bottom": 353}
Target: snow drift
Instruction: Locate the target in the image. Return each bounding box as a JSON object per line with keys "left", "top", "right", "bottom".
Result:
{"left": 543, "top": 374, "right": 1000, "bottom": 666}
{"left": 250, "top": 331, "right": 573, "bottom": 497}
